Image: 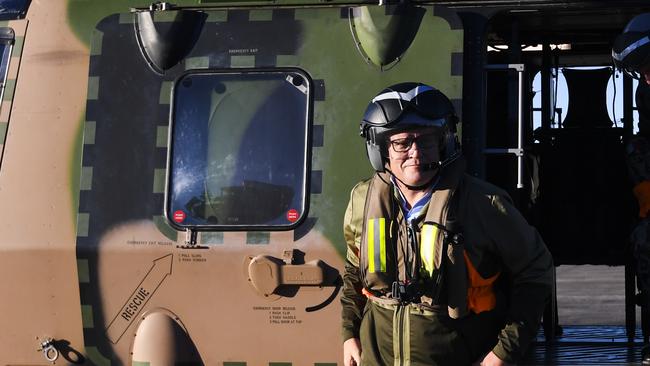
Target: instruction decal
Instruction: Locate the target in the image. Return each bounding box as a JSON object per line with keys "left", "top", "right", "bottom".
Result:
{"left": 179, "top": 253, "right": 207, "bottom": 263}
{"left": 253, "top": 306, "right": 302, "bottom": 325}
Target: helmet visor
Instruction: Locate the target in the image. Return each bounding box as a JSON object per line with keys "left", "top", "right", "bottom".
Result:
{"left": 612, "top": 32, "right": 650, "bottom": 77}
{"left": 362, "top": 85, "right": 451, "bottom": 127}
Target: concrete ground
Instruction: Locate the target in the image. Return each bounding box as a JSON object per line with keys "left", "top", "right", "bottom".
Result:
{"left": 555, "top": 265, "right": 638, "bottom": 326}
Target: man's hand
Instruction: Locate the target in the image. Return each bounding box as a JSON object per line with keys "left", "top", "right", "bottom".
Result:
{"left": 472, "top": 351, "right": 514, "bottom": 366}
{"left": 343, "top": 338, "right": 362, "bottom": 366}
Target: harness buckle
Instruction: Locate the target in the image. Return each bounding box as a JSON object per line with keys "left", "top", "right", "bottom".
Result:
{"left": 391, "top": 281, "right": 420, "bottom": 303}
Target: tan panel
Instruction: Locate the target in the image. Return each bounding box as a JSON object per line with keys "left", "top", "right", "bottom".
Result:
{"left": 92, "top": 220, "right": 344, "bottom": 364}
{"left": 0, "top": 2, "right": 88, "bottom": 364}
{"left": 0, "top": 0, "right": 86, "bottom": 249}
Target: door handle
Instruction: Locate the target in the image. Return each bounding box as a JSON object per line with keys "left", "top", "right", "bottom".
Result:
{"left": 245, "top": 250, "right": 338, "bottom": 298}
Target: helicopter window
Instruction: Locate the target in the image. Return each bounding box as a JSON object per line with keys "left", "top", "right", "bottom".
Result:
{"left": 166, "top": 69, "right": 311, "bottom": 230}
{"left": 0, "top": 0, "right": 30, "bottom": 20}
{"left": 0, "top": 28, "right": 14, "bottom": 103}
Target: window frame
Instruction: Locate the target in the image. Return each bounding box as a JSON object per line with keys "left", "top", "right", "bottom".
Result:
{"left": 0, "top": 27, "right": 15, "bottom": 170}
{"left": 164, "top": 67, "right": 313, "bottom": 232}
{"left": 0, "top": 28, "right": 14, "bottom": 104}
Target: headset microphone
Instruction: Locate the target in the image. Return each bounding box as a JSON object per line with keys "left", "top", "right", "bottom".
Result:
{"left": 421, "top": 162, "right": 441, "bottom": 171}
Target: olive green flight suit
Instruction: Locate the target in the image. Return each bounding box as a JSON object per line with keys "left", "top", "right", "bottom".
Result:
{"left": 341, "top": 158, "right": 553, "bottom": 365}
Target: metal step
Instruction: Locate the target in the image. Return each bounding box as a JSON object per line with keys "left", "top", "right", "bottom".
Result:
{"left": 522, "top": 326, "right": 645, "bottom": 365}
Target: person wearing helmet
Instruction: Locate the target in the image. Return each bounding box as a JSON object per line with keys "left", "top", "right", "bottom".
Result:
{"left": 613, "top": 13, "right": 650, "bottom": 364}
{"left": 613, "top": 13, "right": 650, "bottom": 83}
{"left": 340, "top": 82, "right": 553, "bottom": 365}
{"left": 613, "top": 12, "right": 650, "bottom": 139}
{"left": 613, "top": 13, "right": 650, "bottom": 230}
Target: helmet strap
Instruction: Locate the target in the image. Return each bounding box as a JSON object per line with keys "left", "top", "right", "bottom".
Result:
{"left": 385, "top": 166, "right": 439, "bottom": 191}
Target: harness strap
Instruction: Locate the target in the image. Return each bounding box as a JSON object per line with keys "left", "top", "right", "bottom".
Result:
{"left": 362, "top": 288, "right": 447, "bottom": 313}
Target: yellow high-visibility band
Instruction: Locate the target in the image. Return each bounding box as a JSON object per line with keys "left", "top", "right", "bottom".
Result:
{"left": 420, "top": 224, "right": 438, "bottom": 276}
{"left": 367, "top": 218, "right": 387, "bottom": 273}
{"left": 379, "top": 218, "right": 386, "bottom": 272}
{"left": 368, "top": 219, "right": 375, "bottom": 273}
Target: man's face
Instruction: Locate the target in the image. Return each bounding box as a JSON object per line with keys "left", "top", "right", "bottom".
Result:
{"left": 387, "top": 127, "right": 441, "bottom": 188}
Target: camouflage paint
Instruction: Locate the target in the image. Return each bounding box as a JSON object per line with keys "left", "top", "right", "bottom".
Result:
{"left": 65, "top": 1, "right": 200, "bottom": 229}
{"left": 71, "top": 5, "right": 462, "bottom": 364}
{"left": 66, "top": 1, "right": 201, "bottom": 48}
{"left": 71, "top": 114, "right": 85, "bottom": 226}
{"left": 63, "top": 3, "right": 462, "bottom": 260}
{"left": 288, "top": 7, "right": 463, "bottom": 257}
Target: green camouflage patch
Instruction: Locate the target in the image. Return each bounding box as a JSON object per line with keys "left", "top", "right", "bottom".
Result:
{"left": 153, "top": 168, "right": 166, "bottom": 193}
{"left": 156, "top": 126, "right": 168, "bottom": 148}
{"left": 87, "top": 77, "right": 99, "bottom": 100}
{"left": 311, "top": 147, "right": 323, "bottom": 170}
{"left": 77, "top": 213, "right": 90, "bottom": 237}
{"left": 119, "top": 12, "right": 133, "bottom": 25}
{"left": 71, "top": 116, "right": 85, "bottom": 228}
{"left": 153, "top": 11, "right": 182, "bottom": 22}
{"left": 0, "top": 121, "right": 6, "bottom": 142}
{"left": 153, "top": 215, "right": 178, "bottom": 241}
{"left": 246, "top": 232, "right": 270, "bottom": 244}
{"left": 80, "top": 166, "right": 93, "bottom": 191}
{"left": 159, "top": 81, "right": 173, "bottom": 104}
{"left": 201, "top": 232, "right": 224, "bottom": 244}
{"left": 207, "top": 11, "right": 228, "bottom": 22}
{"left": 12, "top": 36, "right": 24, "bottom": 57}
{"left": 294, "top": 9, "right": 319, "bottom": 20}
{"left": 85, "top": 346, "right": 111, "bottom": 366}
{"left": 77, "top": 259, "right": 90, "bottom": 283}
{"left": 276, "top": 55, "right": 299, "bottom": 66}
{"left": 185, "top": 56, "right": 210, "bottom": 70}
{"left": 2, "top": 79, "right": 15, "bottom": 101}
{"left": 90, "top": 30, "right": 104, "bottom": 56}
{"left": 230, "top": 55, "right": 255, "bottom": 68}
{"left": 81, "top": 304, "right": 94, "bottom": 328}
{"left": 84, "top": 121, "right": 96, "bottom": 145}
{"left": 249, "top": 9, "right": 273, "bottom": 21}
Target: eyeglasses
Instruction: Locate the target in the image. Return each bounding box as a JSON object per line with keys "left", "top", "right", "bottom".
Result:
{"left": 389, "top": 133, "right": 438, "bottom": 153}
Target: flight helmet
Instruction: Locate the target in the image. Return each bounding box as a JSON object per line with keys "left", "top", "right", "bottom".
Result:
{"left": 612, "top": 13, "right": 650, "bottom": 79}
{"left": 360, "top": 82, "right": 459, "bottom": 172}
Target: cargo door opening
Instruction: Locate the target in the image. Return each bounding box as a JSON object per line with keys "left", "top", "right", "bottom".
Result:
{"left": 480, "top": 7, "right": 645, "bottom": 351}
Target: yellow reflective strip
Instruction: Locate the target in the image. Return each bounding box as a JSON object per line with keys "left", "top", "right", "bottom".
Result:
{"left": 368, "top": 219, "right": 375, "bottom": 273}
{"left": 420, "top": 225, "right": 432, "bottom": 275}
{"left": 379, "top": 218, "right": 386, "bottom": 272}
{"left": 420, "top": 224, "right": 438, "bottom": 276}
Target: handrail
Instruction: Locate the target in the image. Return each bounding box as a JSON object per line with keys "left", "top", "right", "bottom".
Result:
{"left": 484, "top": 63, "right": 525, "bottom": 189}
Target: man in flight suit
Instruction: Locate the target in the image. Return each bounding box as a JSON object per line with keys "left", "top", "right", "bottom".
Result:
{"left": 613, "top": 13, "right": 650, "bottom": 365}
{"left": 340, "top": 83, "right": 554, "bottom": 366}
